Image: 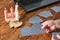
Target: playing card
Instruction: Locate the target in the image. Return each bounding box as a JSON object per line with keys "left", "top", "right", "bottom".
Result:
{"left": 30, "top": 23, "right": 45, "bottom": 35}
{"left": 51, "top": 6, "right": 60, "bottom": 12}
{"left": 38, "top": 11, "right": 53, "bottom": 18}
{"left": 21, "top": 23, "right": 45, "bottom": 36}
{"left": 52, "top": 32, "right": 59, "bottom": 35}
{"left": 21, "top": 26, "right": 32, "bottom": 36}
{"left": 28, "top": 16, "right": 42, "bottom": 24}
{"left": 52, "top": 32, "right": 60, "bottom": 40}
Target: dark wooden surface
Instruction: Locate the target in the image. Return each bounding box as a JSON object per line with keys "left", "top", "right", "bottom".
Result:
{"left": 0, "top": 0, "right": 60, "bottom": 40}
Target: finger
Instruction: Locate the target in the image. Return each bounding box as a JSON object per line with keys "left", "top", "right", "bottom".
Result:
{"left": 41, "top": 21, "right": 47, "bottom": 25}
{"left": 41, "top": 22, "right": 48, "bottom": 29}
{"left": 41, "top": 24, "right": 48, "bottom": 29}
{"left": 45, "top": 29, "right": 50, "bottom": 33}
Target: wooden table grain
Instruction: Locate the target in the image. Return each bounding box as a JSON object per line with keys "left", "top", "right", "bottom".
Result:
{"left": 0, "top": 0, "right": 60, "bottom": 40}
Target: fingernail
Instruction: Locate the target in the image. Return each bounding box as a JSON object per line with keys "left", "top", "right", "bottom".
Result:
{"left": 41, "top": 27, "right": 43, "bottom": 29}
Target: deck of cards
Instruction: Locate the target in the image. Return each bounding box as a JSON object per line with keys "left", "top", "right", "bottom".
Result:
{"left": 4, "top": 3, "right": 23, "bottom": 28}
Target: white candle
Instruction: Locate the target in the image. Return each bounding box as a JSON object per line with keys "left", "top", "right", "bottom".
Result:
{"left": 15, "top": 3, "right": 18, "bottom": 12}
{"left": 10, "top": 7, "right": 14, "bottom": 18}
{"left": 4, "top": 8, "right": 8, "bottom": 21}
{"left": 15, "top": 3, "right": 19, "bottom": 21}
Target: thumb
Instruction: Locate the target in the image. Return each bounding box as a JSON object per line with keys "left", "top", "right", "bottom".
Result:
{"left": 50, "top": 25, "right": 56, "bottom": 32}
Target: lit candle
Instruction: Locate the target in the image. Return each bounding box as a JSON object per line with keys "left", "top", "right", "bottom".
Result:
{"left": 10, "top": 7, "right": 14, "bottom": 18}
{"left": 4, "top": 8, "right": 8, "bottom": 21}
{"left": 15, "top": 3, "right": 19, "bottom": 21}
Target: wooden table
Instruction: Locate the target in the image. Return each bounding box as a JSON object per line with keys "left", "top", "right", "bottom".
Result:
{"left": 0, "top": 0, "right": 60, "bottom": 40}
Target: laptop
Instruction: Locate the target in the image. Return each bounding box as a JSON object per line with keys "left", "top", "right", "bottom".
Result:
{"left": 14, "top": 0, "right": 59, "bottom": 12}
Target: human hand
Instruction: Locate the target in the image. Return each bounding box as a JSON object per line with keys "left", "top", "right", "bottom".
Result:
{"left": 41, "top": 20, "right": 56, "bottom": 33}
{"left": 41, "top": 19, "right": 60, "bottom": 33}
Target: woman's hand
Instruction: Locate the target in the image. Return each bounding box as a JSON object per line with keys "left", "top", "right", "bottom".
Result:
{"left": 41, "top": 19, "right": 60, "bottom": 33}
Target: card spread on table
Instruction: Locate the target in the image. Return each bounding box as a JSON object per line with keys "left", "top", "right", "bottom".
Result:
{"left": 28, "top": 16, "right": 43, "bottom": 24}
{"left": 52, "top": 35, "right": 59, "bottom": 40}
{"left": 21, "top": 23, "right": 45, "bottom": 36}
{"left": 51, "top": 6, "right": 60, "bottom": 12}
{"left": 21, "top": 26, "right": 32, "bottom": 36}
{"left": 52, "top": 32, "right": 60, "bottom": 35}
{"left": 38, "top": 11, "right": 53, "bottom": 18}
{"left": 52, "top": 32, "right": 60, "bottom": 40}
{"left": 31, "top": 23, "right": 45, "bottom": 35}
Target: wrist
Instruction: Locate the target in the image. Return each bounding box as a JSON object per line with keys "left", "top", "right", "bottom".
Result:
{"left": 54, "top": 19, "right": 60, "bottom": 29}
